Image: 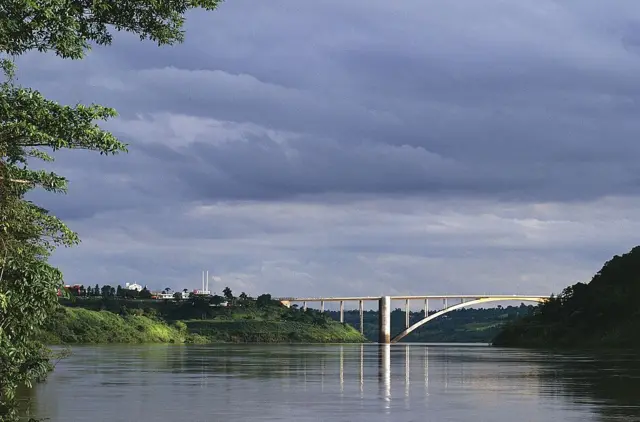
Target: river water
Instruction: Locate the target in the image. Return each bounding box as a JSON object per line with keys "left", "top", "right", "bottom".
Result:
{"left": 18, "top": 344, "right": 640, "bottom": 421}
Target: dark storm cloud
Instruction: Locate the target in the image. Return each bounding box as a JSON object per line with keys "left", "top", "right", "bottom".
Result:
{"left": 15, "top": 0, "right": 640, "bottom": 210}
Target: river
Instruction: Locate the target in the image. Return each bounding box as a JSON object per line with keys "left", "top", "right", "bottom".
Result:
{"left": 18, "top": 343, "right": 640, "bottom": 421}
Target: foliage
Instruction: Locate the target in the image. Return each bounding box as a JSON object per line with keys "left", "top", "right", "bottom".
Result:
{"left": 184, "top": 320, "right": 365, "bottom": 343}
{"left": 0, "top": 0, "right": 222, "bottom": 59}
{"left": 222, "top": 286, "right": 233, "bottom": 301}
{"left": 40, "top": 307, "right": 188, "bottom": 345}
{"left": 0, "top": 0, "right": 223, "bottom": 418}
{"left": 493, "top": 246, "right": 640, "bottom": 348}
{"left": 0, "top": 75, "right": 122, "bottom": 418}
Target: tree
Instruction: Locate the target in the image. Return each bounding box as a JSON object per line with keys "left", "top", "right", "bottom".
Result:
{"left": 94, "top": 284, "right": 100, "bottom": 297}
{"left": 223, "top": 287, "right": 233, "bottom": 301}
{"left": 116, "top": 285, "right": 122, "bottom": 298}
{"left": 211, "top": 295, "right": 225, "bottom": 306}
{"left": 86, "top": 286, "right": 93, "bottom": 296}
{"left": 239, "top": 292, "right": 248, "bottom": 301}
{"left": 257, "top": 294, "right": 273, "bottom": 309}
{"left": 139, "top": 287, "right": 151, "bottom": 299}
{"left": 0, "top": 1, "right": 222, "bottom": 417}
{"left": 173, "top": 292, "right": 182, "bottom": 302}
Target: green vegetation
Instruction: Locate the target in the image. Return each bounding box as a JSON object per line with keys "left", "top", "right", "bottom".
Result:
{"left": 0, "top": 2, "right": 221, "bottom": 419}
{"left": 494, "top": 246, "right": 640, "bottom": 349}
{"left": 41, "top": 308, "right": 188, "bottom": 345}
{"left": 185, "top": 320, "right": 364, "bottom": 343}
{"left": 334, "top": 305, "right": 535, "bottom": 343}
{"left": 42, "top": 294, "right": 366, "bottom": 345}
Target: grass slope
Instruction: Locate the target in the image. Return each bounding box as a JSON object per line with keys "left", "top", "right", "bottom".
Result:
{"left": 41, "top": 307, "right": 187, "bottom": 344}
{"left": 185, "top": 320, "right": 365, "bottom": 343}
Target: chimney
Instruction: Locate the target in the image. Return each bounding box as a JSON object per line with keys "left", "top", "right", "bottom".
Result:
{"left": 206, "top": 270, "right": 209, "bottom": 293}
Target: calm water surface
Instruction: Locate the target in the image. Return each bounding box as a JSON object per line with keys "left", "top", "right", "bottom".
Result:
{"left": 19, "top": 344, "right": 640, "bottom": 421}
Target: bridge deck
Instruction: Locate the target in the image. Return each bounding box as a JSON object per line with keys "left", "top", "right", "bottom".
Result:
{"left": 274, "top": 294, "right": 547, "bottom": 302}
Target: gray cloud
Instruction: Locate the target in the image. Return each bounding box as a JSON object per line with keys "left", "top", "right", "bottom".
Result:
{"left": 14, "top": 0, "right": 640, "bottom": 299}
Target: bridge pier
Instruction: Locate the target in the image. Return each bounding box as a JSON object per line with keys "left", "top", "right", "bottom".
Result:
{"left": 359, "top": 300, "right": 364, "bottom": 334}
{"left": 320, "top": 300, "right": 324, "bottom": 313}
{"left": 378, "top": 296, "right": 391, "bottom": 344}
{"left": 339, "top": 300, "right": 344, "bottom": 323}
{"left": 405, "top": 299, "right": 410, "bottom": 329}
{"left": 424, "top": 299, "right": 429, "bottom": 318}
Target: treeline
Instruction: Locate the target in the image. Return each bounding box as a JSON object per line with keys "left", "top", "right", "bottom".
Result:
{"left": 494, "top": 246, "right": 640, "bottom": 348}
{"left": 64, "top": 283, "right": 254, "bottom": 304}
{"left": 65, "top": 284, "right": 151, "bottom": 299}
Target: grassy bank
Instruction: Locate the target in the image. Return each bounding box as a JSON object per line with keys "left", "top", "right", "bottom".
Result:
{"left": 41, "top": 307, "right": 189, "bottom": 344}
{"left": 185, "top": 320, "right": 365, "bottom": 343}
{"left": 41, "top": 307, "right": 367, "bottom": 345}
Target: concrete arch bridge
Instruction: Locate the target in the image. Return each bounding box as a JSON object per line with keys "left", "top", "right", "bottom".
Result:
{"left": 274, "top": 295, "right": 548, "bottom": 344}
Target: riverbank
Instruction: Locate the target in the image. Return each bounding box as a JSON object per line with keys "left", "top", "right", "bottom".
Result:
{"left": 41, "top": 307, "right": 366, "bottom": 345}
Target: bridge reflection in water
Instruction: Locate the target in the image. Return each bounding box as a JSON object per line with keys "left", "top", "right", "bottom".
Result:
{"left": 310, "top": 343, "right": 530, "bottom": 412}
{"left": 329, "top": 344, "right": 442, "bottom": 407}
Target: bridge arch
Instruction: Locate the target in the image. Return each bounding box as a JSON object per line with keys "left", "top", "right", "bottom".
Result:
{"left": 390, "top": 296, "right": 547, "bottom": 343}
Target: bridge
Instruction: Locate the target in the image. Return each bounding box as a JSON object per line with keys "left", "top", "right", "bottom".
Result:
{"left": 274, "top": 294, "right": 548, "bottom": 343}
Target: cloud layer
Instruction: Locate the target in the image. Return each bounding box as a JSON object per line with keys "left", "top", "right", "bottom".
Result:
{"left": 14, "top": 0, "right": 640, "bottom": 304}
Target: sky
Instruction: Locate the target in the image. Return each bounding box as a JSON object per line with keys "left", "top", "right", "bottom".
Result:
{"left": 13, "top": 0, "right": 640, "bottom": 301}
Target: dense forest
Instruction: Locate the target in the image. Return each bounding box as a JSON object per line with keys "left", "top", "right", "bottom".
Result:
{"left": 494, "top": 246, "right": 640, "bottom": 348}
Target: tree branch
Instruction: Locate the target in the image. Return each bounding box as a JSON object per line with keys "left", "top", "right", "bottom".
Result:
{"left": 0, "top": 177, "right": 32, "bottom": 184}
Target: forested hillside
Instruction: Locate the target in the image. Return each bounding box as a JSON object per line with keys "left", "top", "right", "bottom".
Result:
{"left": 494, "top": 246, "right": 640, "bottom": 348}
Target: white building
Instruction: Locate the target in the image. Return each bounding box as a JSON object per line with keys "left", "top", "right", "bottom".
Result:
{"left": 125, "top": 282, "right": 143, "bottom": 291}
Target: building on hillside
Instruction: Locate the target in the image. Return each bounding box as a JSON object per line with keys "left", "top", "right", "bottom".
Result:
{"left": 153, "top": 292, "right": 174, "bottom": 300}
{"left": 125, "top": 282, "right": 143, "bottom": 291}
{"left": 58, "top": 284, "right": 83, "bottom": 296}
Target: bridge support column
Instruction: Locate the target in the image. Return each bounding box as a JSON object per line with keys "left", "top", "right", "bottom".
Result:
{"left": 405, "top": 299, "right": 410, "bottom": 329}
{"left": 340, "top": 300, "right": 344, "bottom": 323}
{"left": 424, "top": 299, "right": 428, "bottom": 318}
{"left": 359, "top": 300, "right": 364, "bottom": 334}
{"left": 320, "top": 301, "right": 324, "bottom": 313}
{"left": 378, "top": 296, "right": 391, "bottom": 344}
{"left": 303, "top": 301, "right": 307, "bottom": 312}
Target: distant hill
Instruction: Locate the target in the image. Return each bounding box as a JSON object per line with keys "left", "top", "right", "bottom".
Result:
{"left": 494, "top": 246, "right": 640, "bottom": 348}
{"left": 325, "top": 304, "right": 535, "bottom": 343}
